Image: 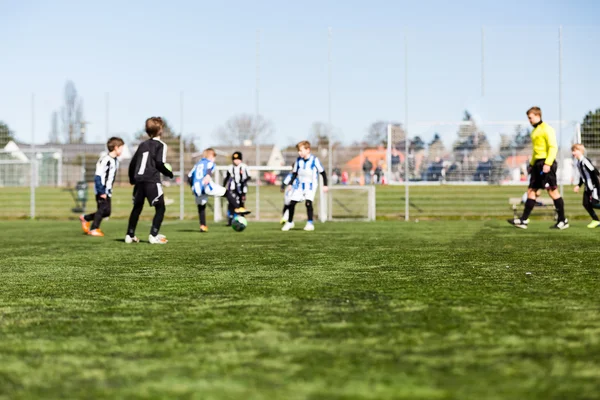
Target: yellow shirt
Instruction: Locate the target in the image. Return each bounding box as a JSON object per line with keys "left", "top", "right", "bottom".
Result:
{"left": 530, "top": 122, "right": 557, "bottom": 166}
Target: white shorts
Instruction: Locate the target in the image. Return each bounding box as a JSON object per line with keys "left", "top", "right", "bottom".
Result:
{"left": 194, "top": 181, "right": 226, "bottom": 206}
{"left": 289, "top": 186, "right": 317, "bottom": 203}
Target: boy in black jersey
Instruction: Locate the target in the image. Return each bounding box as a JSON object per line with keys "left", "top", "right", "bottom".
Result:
{"left": 125, "top": 117, "right": 174, "bottom": 244}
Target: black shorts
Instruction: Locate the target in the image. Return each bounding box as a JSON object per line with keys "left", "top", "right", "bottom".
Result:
{"left": 132, "top": 182, "right": 165, "bottom": 207}
{"left": 529, "top": 159, "right": 557, "bottom": 190}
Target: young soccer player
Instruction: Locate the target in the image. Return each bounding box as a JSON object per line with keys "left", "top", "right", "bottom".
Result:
{"left": 125, "top": 117, "right": 174, "bottom": 244}
{"left": 188, "top": 148, "right": 250, "bottom": 232}
{"left": 281, "top": 140, "right": 328, "bottom": 231}
{"left": 280, "top": 172, "right": 299, "bottom": 225}
{"left": 572, "top": 143, "right": 600, "bottom": 228}
{"left": 223, "top": 151, "right": 250, "bottom": 226}
{"left": 508, "top": 107, "right": 568, "bottom": 230}
{"left": 79, "top": 137, "right": 124, "bottom": 237}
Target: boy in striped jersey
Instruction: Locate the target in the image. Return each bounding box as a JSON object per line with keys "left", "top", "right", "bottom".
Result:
{"left": 281, "top": 140, "right": 328, "bottom": 231}
{"left": 572, "top": 143, "right": 600, "bottom": 228}
{"left": 223, "top": 151, "right": 250, "bottom": 226}
{"left": 188, "top": 148, "right": 250, "bottom": 232}
{"left": 79, "top": 137, "right": 124, "bottom": 237}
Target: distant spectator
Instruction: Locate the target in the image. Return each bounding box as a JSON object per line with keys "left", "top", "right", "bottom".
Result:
{"left": 391, "top": 149, "right": 401, "bottom": 181}
{"left": 473, "top": 157, "right": 493, "bottom": 182}
{"left": 341, "top": 171, "right": 349, "bottom": 185}
{"left": 362, "top": 157, "right": 373, "bottom": 184}
{"left": 374, "top": 165, "right": 383, "bottom": 184}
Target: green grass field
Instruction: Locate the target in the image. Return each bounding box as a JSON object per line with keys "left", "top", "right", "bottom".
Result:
{"left": 1, "top": 219, "right": 600, "bottom": 399}
{"left": 0, "top": 184, "right": 594, "bottom": 221}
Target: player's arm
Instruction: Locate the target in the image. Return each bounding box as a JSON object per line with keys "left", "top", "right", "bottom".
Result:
{"left": 94, "top": 157, "right": 109, "bottom": 197}
{"left": 187, "top": 165, "right": 196, "bottom": 187}
{"left": 222, "top": 169, "right": 232, "bottom": 187}
{"left": 155, "top": 142, "right": 174, "bottom": 179}
{"left": 315, "top": 157, "right": 328, "bottom": 189}
{"left": 544, "top": 126, "right": 558, "bottom": 166}
{"left": 128, "top": 150, "right": 139, "bottom": 185}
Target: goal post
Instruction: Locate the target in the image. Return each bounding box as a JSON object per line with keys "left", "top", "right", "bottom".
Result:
{"left": 210, "top": 166, "right": 376, "bottom": 222}
{"left": 322, "top": 185, "right": 376, "bottom": 221}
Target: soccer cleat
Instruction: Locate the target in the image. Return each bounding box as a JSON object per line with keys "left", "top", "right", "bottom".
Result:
{"left": 200, "top": 225, "right": 208, "bottom": 233}
{"left": 303, "top": 222, "right": 315, "bottom": 231}
{"left": 550, "top": 219, "right": 570, "bottom": 230}
{"left": 149, "top": 234, "right": 168, "bottom": 244}
{"left": 234, "top": 207, "right": 251, "bottom": 216}
{"left": 587, "top": 220, "right": 600, "bottom": 229}
{"left": 281, "top": 221, "right": 295, "bottom": 231}
{"left": 280, "top": 210, "right": 289, "bottom": 225}
{"left": 79, "top": 215, "right": 90, "bottom": 234}
{"left": 88, "top": 229, "right": 104, "bottom": 237}
{"left": 125, "top": 235, "right": 140, "bottom": 244}
{"left": 507, "top": 218, "right": 529, "bottom": 229}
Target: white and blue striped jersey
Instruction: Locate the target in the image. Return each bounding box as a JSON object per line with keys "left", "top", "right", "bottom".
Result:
{"left": 283, "top": 172, "right": 299, "bottom": 189}
{"left": 188, "top": 158, "right": 216, "bottom": 196}
{"left": 284, "top": 155, "right": 327, "bottom": 190}
{"left": 94, "top": 154, "right": 119, "bottom": 197}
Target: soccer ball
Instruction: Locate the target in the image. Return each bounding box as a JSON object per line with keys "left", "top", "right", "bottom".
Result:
{"left": 232, "top": 215, "right": 248, "bottom": 232}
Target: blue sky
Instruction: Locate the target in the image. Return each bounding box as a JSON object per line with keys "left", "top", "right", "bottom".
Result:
{"left": 2, "top": 0, "right": 599, "bottom": 149}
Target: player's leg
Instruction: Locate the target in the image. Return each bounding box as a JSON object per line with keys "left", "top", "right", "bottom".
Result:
{"left": 80, "top": 196, "right": 98, "bottom": 233}
{"left": 126, "top": 184, "right": 145, "bottom": 241}
{"left": 303, "top": 188, "right": 317, "bottom": 231}
{"left": 546, "top": 162, "right": 568, "bottom": 229}
{"left": 583, "top": 192, "right": 600, "bottom": 228}
{"left": 509, "top": 161, "right": 542, "bottom": 228}
{"left": 196, "top": 195, "right": 208, "bottom": 232}
{"left": 149, "top": 183, "right": 168, "bottom": 242}
{"left": 90, "top": 196, "right": 109, "bottom": 231}
{"left": 283, "top": 188, "right": 303, "bottom": 231}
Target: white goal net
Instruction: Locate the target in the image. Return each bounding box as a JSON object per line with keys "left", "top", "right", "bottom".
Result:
{"left": 209, "top": 166, "right": 376, "bottom": 222}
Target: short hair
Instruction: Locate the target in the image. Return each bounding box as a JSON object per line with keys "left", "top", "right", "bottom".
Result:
{"left": 203, "top": 148, "right": 216, "bottom": 158}
{"left": 296, "top": 140, "right": 311, "bottom": 150}
{"left": 145, "top": 117, "right": 164, "bottom": 138}
{"left": 107, "top": 137, "right": 124, "bottom": 152}
{"left": 527, "top": 107, "right": 542, "bottom": 117}
{"left": 572, "top": 143, "right": 585, "bottom": 153}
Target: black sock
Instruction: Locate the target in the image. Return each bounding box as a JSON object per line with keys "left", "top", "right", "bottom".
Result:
{"left": 282, "top": 204, "right": 289, "bottom": 216}
{"left": 306, "top": 200, "right": 314, "bottom": 222}
{"left": 151, "top": 204, "right": 165, "bottom": 236}
{"left": 521, "top": 198, "right": 536, "bottom": 221}
{"left": 127, "top": 203, "right": 144, "bottom": 237}
{"left": 198, "top": 204, "right": 206, "bottom": 226}
{"left": 288, "top": 201, "right": 298, "bottom": 223}
{"left": 553, "top": 197, "right": 566, "bottom": 221}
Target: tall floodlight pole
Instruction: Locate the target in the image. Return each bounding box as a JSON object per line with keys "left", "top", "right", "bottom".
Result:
{"left": 255, "top": 29, "right": 261, "bottom": 220}
{"left": 180, "top": 91, "right": 185, "bottom": 220}
{"left": 30, "top": 93, "right": 36, "bottom": 219}
{"left": 327, "top": 27, "right": 333, "bottom": 221}
{"left": 404, "top": 33, "right": 409, "bottom": 221}
{"left": 558, "top": 26, "right": 563, "bottom": 195}
{"left": 481, "top": 26, "right": 485, "bottom": 97}
{"left": 328, "top": 27, "right": 333, "bottom": 180}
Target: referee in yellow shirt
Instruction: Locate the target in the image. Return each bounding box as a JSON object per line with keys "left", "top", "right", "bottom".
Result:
{"left": 508, "top": 106, "right": 569, "bottom": 229}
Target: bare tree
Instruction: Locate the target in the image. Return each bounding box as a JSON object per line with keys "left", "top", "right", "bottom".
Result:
{"left": 365, "top": 121, "right": 403, "bottom": 147}
{"left": 216, "top": 114, "right": 273, "bottom": 145}
{"left": 61, "top": 81, "right": 85, "bottom": 143}
{"left": 309, "top": 122, "right": 332, "bottom": 147}
{"left": 49, "top": 111, "right": 60, "bottom": 144}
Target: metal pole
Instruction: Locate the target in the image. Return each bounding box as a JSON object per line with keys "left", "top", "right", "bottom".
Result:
{"left": 30, "top": 93, "right": 35, "bottom": 219}
{"left": 327, "top": 27, "right": 333, "bottom": 179}
{"left": 404, "top": 33, "right": 409, "bottom": 221}
{"left": 327, "top": 27, "right": 333, "bottom": 221}
{"left": 180, "top": 91, "right": 185, "bottom": 220}
{"left": 481, "top": 26, "right": 485, "bottom": 97}
{"left": 558, "top": 26, "right": 563, "bottom": 195}
{"left": 255, "top": 29, "right": 261, "bottom": 220}
{"left": 105, "top": 92, "right": 109, "bottom": 139}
